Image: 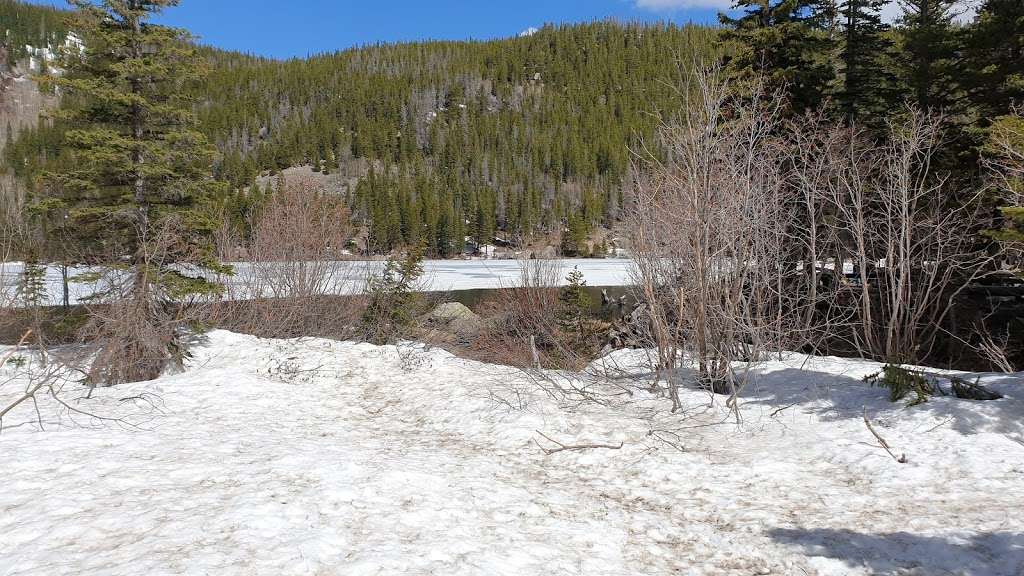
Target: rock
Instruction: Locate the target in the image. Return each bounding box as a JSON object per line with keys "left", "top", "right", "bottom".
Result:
{"left": 537, "top": 245, "right": 558, "bottom": 260}
{"left": 426, "top": 302, "right": 484, "bottom": 342}
{"left": 429, "top": 302, "right": 478, "bottom": 324}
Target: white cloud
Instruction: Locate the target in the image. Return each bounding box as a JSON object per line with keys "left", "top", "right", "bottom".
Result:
{"left": 518, "top": 27, "right": 539, "bottom": 37}
{"left": 634, "top": 0, "right": 733, "bottom": 11}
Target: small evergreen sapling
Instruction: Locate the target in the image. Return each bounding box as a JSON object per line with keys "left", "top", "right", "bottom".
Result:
{"left": 16, "top": 261, "right": 48, "bottom": 309}
{"left": 558, "top": 266, "right": 592, "bottom": 345}
{"left": 864, "top": 365, "right": 939, "bottom": 406}
{"left": 361, "top": 246, "right": 425, "bottom": 344}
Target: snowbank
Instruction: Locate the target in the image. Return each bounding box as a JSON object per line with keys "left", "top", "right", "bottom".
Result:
{"left": 0, "top": 332, "right": 1021, "bottom": 575}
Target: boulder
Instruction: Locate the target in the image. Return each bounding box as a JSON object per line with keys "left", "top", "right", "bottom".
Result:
{"left": 426, "top": 302, "right": 484, "bottom": 342}
{"left": 537, "top": 245, "right": 558, "bottom": 260}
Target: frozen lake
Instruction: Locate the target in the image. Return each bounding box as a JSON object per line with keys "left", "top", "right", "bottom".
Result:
{"left": 0, "top": 258, "right": 634, "bottom": 307}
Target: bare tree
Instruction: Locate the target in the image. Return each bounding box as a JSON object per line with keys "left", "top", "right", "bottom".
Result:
{"left": 630, "top": 64, "right": 796, "bottom": 413}
{"left": 629, "top": 64, "right": 1000, "bottom": 413}
{"left": 211, "top": 176, "right": 363, "bottom": 338}
{"left": 834, "top": 109, "right": 999, "bottom": 364}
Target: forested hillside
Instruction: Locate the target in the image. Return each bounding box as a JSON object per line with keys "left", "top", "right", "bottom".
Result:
{"left": 200, "top": 23, "right": 722, "bottom": 255}
{"left": 0, "top": 0, "right": 66, "bottom": 62}
{"left": 3, "top": 5, "right": 721, "bottom": 257}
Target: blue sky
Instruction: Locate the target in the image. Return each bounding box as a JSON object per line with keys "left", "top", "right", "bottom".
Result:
{"left": 26, "top": 0, "right": 733, "bottom": 58}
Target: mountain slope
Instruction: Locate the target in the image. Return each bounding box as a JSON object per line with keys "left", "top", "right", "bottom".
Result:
{"left": 3, "top": 1, "right": 721, "bottom": 256}
{"left": 197, "top": 22, "right": 722, "bottom": 254}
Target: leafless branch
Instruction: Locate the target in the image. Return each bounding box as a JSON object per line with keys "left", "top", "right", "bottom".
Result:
{"left": 533, "top": 429, "right": 624, "bottom": 455}
{"left": 862, "top": 407, "right": 908, "bottom": 463}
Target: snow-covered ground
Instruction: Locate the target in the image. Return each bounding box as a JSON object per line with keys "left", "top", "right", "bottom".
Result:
{"left": 0, "top": 259, "right": 633, "bottom": 306}
{"left": 1, "top": 331, "right": 1022, "bottom": 575}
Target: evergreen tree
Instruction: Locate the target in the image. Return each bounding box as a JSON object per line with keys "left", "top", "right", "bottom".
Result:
{"left": 984, "top": 113, "right": 1024, "bottom": 267}
{"left": 558, "top": 266, "right": 592, "bottom": 345}
{"left": 15, "top": 260, "right": 48, "bottom": 308}
{"left": 895, "top": 0, "right": 962, "bottom": 113}
{"left": 721, "top": 0, "right": 836, "bottom": 112}
{"left": 41, "top": 0, "right": 225, "bottom": 384}
{"left": 361, "top": 245, "right": 425, "bottom": 344}
{"left": 838, "top": 0, "right": 893, "bottom": 121}
{"left": 0, "top": 0, "right": 68, "bottom": 61}
{"left": 560, "top": 213, "right": 588, "bottom": 257}
{"left": 964, "top": 0, "right": 1024, "bottom": 121}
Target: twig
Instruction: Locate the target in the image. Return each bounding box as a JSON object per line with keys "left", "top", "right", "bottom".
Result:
{"left": 0, "top": 330, "right": 33, "bottom": 369}
{"left": 862, "top": 407, "right": 907, "bottom": 463}
{"left": 533, "top": 430, "right": 624, "bottom": 455}
{"left": 924, "top": 417, "right": 954, "bottom": 433}
{"left": 770, "top": 402, "right": 799, "bottom": 418}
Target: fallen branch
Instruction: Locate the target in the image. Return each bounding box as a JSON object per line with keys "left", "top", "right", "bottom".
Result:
{"left": 0, "top": 330, "right": 33, "bottom": 370}
{"left": 862, "top": 407, "right": 907, "bottom": 463}
{"left": 770, "top": 402, "right": 799, "bottom": 418}
{"left": 534, "top": 430, "right": 623, "bottom": 455}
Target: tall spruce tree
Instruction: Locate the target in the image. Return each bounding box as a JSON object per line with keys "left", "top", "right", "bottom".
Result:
{"left": 965, "top": 0, "right": 1024, "bottom": 121}
{"left": 41, "top": 0, "right": 225, "bottom": 384}
{"left": 721, "top": 0, "right": 836, "bottom": 112}
{"left": 895, "top": 0, "right": 961, "bottom": 113}
{"left": 838, "top": 0, "right": 893, "bottom": 121}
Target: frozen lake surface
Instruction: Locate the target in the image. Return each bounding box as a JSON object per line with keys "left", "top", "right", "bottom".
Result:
{"left": 0, "top": 259, "right": 634, "bottom": 306}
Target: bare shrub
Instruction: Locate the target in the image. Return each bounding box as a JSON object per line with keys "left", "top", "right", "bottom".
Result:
{"left": 470, "top": 258, "right": 565, "bottom": 368}
{"left": 0, "top": 330, "right": 47, "bottom": 431}
{"left": 833, "top": 109, "right": 999, "bottom": 364}
{"left": 1, "top": 329, "right": 164, "bottom": 434}
{"left": 210, "top": 177, "right": 363, "bottom": 339}
{"left": 0, "top": 215, "right": 18, "bottom": 318}
{"left": 974, "top": 321, "right": 1017, "bottom": 373}
{"left": 629, "top": 64, "right": 999, "bottom": 411}
{"left": 630, "top": 64, "right": 796, "bottom": 412}
{"left": 465, "top": 259, "right": 619, "bottom": 405}
{"left": 784, "top": 110, "right": 862, "bottom": 352}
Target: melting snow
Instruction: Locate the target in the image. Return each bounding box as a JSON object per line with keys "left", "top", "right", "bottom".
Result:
{"left": 1, "top": 331, "right": 1022, "bottom": 575}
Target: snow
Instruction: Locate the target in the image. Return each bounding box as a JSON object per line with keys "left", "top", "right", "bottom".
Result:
{"left": 0, "top": 259, "right": 634, "bottom": 306}
{"left": 1, "top": 331, "right": 1022, "bottom": 575}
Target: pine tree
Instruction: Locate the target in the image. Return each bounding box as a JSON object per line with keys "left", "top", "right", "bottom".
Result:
{"left": 965, "top": 0, "right": 1024, "bottom": 120}
{"left": 560, "top": 212, "right": 587, "bottom": 257}
{"left": 41, "top": 0, "right": 226, "bottom": 384}
{"left": 15, "top": 261, "right": 48, "bottom": 309}
{"left": 361, "top": 245, "right": 425, "bottom": 344}
{"left": 984, "top": 113, "right": 1024, "bottom": 266}
{"left": 558, "top": 266, "right": 592, "bottom": 345}
{"left": 838, "top": 0, "right": 893, "bottom": 121}
{"left": 895, "top": 0, "right": 962, "bottom": 113}
{"left": 721, "top": 0, "right": 836, "bottom": 112}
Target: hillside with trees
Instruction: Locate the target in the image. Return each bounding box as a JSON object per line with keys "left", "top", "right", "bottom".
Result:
{"left": 0, "top": 0, "right": 67, "bottom": 61}
{"left": 4, "top": 9, "right": 723, "bottom": 257}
